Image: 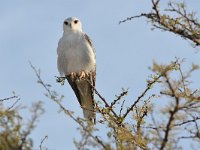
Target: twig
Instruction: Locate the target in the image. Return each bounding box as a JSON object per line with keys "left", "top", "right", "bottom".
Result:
{"left": 119, "top": 13, "right": 154, "bottom": 24}
{"left": 160, "top": 74, "right": 180, "bottom": 150}
{"left": 119, "top": 0, "right": 200, "bottom": 46}
{"left": 86, "top": 79, "right": 119, "bottom": 119}
{"left": 119, "top": 99, "right": 125, "bottom": 117}
{"left": 152, "top": 0, "right": 160, "bottom": 20}
{"left": 7, "top": 98, "right": 20, "bottom": 110}
{"left": 30, "top": 63, "right": 107, "bottom": 150}
{"left": 122, "top": 73, "right": 162, "bottom": 119}
{"left": 40, "top": 135, "right": 48, "bottom": 150}
{"left": 111, "top": 89, "right": 128, "bottom": 108}
{"left": 0, "top": 95, "right": 18, "bottom": 101}
{"left": 0, "top": 95, "right": 20, "bottom": 110}
{"left": 151, "top": 113, "right": 162, "bottom": 140}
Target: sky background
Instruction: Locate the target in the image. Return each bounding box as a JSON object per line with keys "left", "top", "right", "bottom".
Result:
{"left": 1, "top": 0, "right": 200, "bottom": 149}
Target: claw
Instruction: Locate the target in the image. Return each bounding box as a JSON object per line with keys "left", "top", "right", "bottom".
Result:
{"left": 79, "top": 71, "right": 86, "bottom": 79}
{"left": 67, "top": 71, "right": 89, "bottom": 80}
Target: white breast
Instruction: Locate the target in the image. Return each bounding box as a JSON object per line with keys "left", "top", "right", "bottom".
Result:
{"left": 57, "top": 32, "right": 96, "bottom": 76}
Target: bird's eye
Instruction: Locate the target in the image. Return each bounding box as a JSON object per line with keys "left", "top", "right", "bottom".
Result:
{"left": 74, "top": 20, "right": 78, "bottom": 24}
{"left": 64, "top": 22, "right": 68, "bottom": 25}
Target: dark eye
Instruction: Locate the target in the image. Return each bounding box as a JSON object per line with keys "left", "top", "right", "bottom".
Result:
{"left": 64, "top": 22, "right": 68, "bottom": 25}
{"left": 74, "top": 20, "right": 78, "bottom": 24}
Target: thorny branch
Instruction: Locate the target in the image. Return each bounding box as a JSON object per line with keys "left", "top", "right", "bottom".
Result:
{"left": 0, "top": 95, "right": 19, "bottom": 102}
{"left": 0, "top": 95, "right": 20, "bottom": 110}
{"left": 111, "top": 89, "right": 128, "bottom": 109}
{"left": 56, "top": 76, "right": 127, "bottom": 125}
{"left": 32, "top": 63, "right": 150, "bottom": 149}
{"left": 40, "top": 135, "right": 48, "bottom": 150}
{"left": 119, "top": 0, "right": 200, "bottom": 46}
{"left": 31, "top": 54, "right": 200, "bottom": 150}
{"left": 86, "top": 80, "right": 120, "bottom": 120}
{"left": 174, "top": 116, "right": 200, "bottom": 127}
{"left": 159, "top": 73, "right": 180, "bottom": 150}
{"left": 7, "top": 98, "right": 20, "bottom": 110}
{"left": 122, "top": 73, "right": 162, "bottom": 119}
{"left": 30, "top": 63, "right": 107, "bottom": 150}
{"left": 19, "top": 101, "right": 44, "bottom": 149}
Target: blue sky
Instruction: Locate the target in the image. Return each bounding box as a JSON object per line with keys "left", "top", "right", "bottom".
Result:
{"left": 1, "top": 0, "right": 200, "bottom": 149}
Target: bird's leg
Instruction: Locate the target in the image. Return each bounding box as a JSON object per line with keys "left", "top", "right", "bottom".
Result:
{"left": 68, "top": 72, "right": 77, "bottom": 81}
{"left": 67, "top": 71, "right": 89, "bottom": 80}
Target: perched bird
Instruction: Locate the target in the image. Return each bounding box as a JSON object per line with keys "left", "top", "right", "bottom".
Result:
{"left": 57, "top": 17, "right": 96, "bottom": 123}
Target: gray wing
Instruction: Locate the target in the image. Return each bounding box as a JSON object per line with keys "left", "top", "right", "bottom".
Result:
{"left": 84, "top": 33, "right": 96, "bottom": 55}
{"left": 84, "top": 33, "right": 96, "bottom": 97}
{"left": 66, "top": 76, "right": 82, "bottom": 105}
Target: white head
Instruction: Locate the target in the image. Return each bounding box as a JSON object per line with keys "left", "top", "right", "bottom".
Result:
{"left": 63, "top": 17, "right": 82, "bottom": 32}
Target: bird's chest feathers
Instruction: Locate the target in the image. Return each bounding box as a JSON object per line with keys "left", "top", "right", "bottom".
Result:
{"left": 64, "top": 33, "right": 81, "bottom": 47}
{"left": 59, "top": 33, "right": 94, "bottom": 69}
{"left": 57, "top": 31, "right": 95, "bottom": 74}
{"left": 61, "top": 34, "right": 87, "bottom": 56}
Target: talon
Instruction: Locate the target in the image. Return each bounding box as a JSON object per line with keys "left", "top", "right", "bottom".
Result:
{"left": 79, "top": 71, "right": 85, "bottom": 79}
{"left": 79, "top": 71, "right": 87, "bottom": 79}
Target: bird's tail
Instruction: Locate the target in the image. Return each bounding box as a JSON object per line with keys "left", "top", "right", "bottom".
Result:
{"left": 75, "top": 79, "right": 96, "bottom": 123}
{"left": 66, "top": 75, "right": 96, "bottom": 124}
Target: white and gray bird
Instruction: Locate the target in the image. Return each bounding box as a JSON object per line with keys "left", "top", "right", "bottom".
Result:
{"left": 57, "top": 17, "right": 96, "bottom": 123}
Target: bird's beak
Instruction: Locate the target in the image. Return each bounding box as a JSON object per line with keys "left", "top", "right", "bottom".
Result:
{"left": 69, "top": 23, "right": 72, "bottom": 28}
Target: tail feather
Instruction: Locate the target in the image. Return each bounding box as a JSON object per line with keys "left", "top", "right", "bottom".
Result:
{"left": 66, "top": 75, "right": 96, "bottom": 123}
{"left": 76, "top": 79, "right": 96, "bottom": 123}
{"left": 80, "top": 96, "right": 96, "bottom": 123}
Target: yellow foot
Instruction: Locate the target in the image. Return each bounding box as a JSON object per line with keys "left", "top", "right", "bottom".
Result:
{"left": 79, "top": 71, "right": 88, "bottom": 79}
{"left": 79, "top": 71, "right": 86, "bottom": 79}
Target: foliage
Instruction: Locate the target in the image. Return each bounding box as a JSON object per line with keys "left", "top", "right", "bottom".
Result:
{"left": 0, "top": 96, "right": 44, "bottom": 150}
{"left": 33, "top": 58, "right": 200, "bottom": 150}
{"left": 119, "top": 0, "right": 200, "bottom": 47}
{"left": 30, "top": 0, "right": 200, "bottom": 150}
{"left": 1, "top": 0, "right": 200, "bottom": 150}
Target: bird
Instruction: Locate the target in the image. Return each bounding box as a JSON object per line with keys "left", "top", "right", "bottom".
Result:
{"left": 57, "top": 17, "right": 96, "bottom": 123}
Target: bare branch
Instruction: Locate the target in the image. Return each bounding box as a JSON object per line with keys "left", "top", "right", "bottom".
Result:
{"left": 122, "top": 73, "right": 162, "bottom": 119}
{"left": 40, "top": 135, "right": 48, "bottom": 150}
{"left": 174, "top": 117, "right": 200, "bottom": 127}
{"left": 159, "top": 73, "right": 180, "bottom": 150}
{"left": 7, "top": 98, "right": 20, "bottom": 110}
{"left": 120, "top": 1, "right": 200, "bottom": 46}
{"left": 30, "top": 63, "right": 107, "bottom": 150}
{"left": 110, "top": 89, "right": 128, "bottom": 109}
{"left": 0, "top": 95, "right": 19, "bottom": 102}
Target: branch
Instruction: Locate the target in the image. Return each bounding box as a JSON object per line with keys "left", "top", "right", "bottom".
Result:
{"left": 30, "top": 63, "right": 107, "bottom": 150}
{"left": 122, "top": 73, "right": 162, "bottom": 119}
{"left": 159, "top": 74, "right": 180, "bottom": 150}
{"left": 7, "top": 98, "right": 20, "bottom": 110}
{"left": 87, "top": 80, "right": 119, "bottom": 119}
{"left": 0, "top": 95, "right": 19, "bottom": 102}
{"left": 110, "top": 89, "right": 128, "bottom": 109}
{"left": 40, "top": 135, "right": 48, "bottom": 150}
{"left": 174, "top": 117, "right": 200, "bottom": 127}
{"left": 0, "top": 95, "right": 20, "bottom": 110}
{"left": 120, "top": 1, "right": 200, "bottom": 46}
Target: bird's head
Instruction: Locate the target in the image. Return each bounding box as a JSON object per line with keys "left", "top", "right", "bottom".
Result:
{"left": 63, "top": 17, "right": 82, "bottom": 32}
